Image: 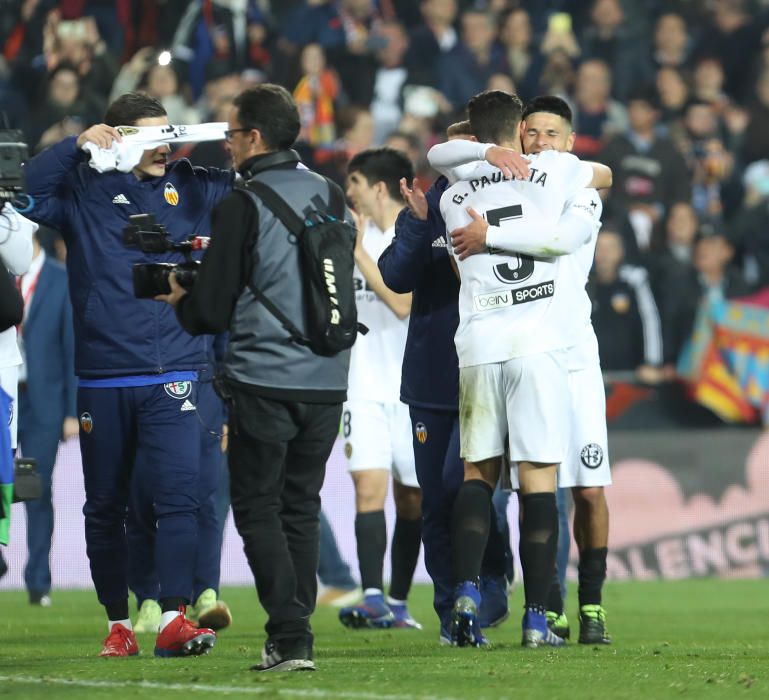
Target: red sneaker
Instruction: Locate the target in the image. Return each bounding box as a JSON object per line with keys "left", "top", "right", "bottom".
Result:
{"left": 154, "top": 607, "right": 216, "bottom": 657}
{"left": 99, "top": 623, "right": 139, "bottom": 657}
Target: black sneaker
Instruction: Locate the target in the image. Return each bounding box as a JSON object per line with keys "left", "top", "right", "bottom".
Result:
{"left": 578, "top": 605, "right": 611, "bottom": 645}
{"left": 251, "top": 638, "right": 315, "bottom": 672}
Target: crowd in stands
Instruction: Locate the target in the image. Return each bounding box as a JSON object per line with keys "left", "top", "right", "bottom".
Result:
{"left": 4, "top": 0, "right": 769, "bottom": 389}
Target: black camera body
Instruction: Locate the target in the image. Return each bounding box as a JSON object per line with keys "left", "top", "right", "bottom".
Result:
{"left": 0, "top": 129, "right": 27, "bottom": 204}
{"left": 123, "top": 214, "right": 209, "bottom": 298}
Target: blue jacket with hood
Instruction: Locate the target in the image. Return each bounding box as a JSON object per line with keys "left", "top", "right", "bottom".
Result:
{"left": 23, "top": 136, "right": 235, "bottom": 378}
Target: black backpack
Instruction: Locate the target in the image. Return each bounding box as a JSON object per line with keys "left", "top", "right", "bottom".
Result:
{"left": 238, "top": 177, "right": 364, "bottom": 356}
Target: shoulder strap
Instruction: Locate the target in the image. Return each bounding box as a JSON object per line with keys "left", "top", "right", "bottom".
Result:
{"left": 324, "top": 177, "right": 346, "bottom": 220}
{"left": 241, "top": 179, "right": 306, "bottom": 236}
{"left": 234, "top": 184, "right": 310, "bottom": 347}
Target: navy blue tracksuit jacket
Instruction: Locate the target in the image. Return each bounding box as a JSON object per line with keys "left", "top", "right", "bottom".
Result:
{"left": 22, "top": 136, "right": 234, "bottom": 608}
{"left": 378, "top": 176, "right": 459, "bottom": 411}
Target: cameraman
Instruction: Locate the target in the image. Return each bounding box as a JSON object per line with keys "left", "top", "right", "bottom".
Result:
{"left": 23, "top": 92, "right": 234, "bottom": 657}
{"left": 0, "top": 202, "right": 35, "bottom": 572}
{"left": 159, "top": 84, "right": 351, "bottom": 672}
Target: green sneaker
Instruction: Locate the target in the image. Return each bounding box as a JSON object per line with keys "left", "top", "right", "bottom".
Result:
{"left": 191, "top": 588, "right": 232, "bottom": 631}
{"left": 578, "top": 604, "right": 611, "bottom": 645}
{"left": 546, "top": 611, "right": 570, "bottom": 640}
{"left": 134, "top": 598, "right": 161, "bottom": 633}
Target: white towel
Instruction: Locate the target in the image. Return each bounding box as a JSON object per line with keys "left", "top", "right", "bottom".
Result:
{"left": 83, "top": 122, "right": 228, "bottom": 173}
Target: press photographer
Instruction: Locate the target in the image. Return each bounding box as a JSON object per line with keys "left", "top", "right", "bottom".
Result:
{"left": 157, "top": 84, "right": 356, "bottom": 672}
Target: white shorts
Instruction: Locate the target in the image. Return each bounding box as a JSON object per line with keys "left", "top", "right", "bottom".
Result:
{"left": 342, "top": 399, "right": 418, "bottom": 487}
{"left": 559, "top": 352, "right": 611, "bottom": 488}
{"left": 459, "top": 350, "right": 569, "bottom": 464}
{"left": 0, "top": 365, "right": 18, "bottom": 449}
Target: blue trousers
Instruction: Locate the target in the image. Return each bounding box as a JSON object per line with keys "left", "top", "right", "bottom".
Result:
{"left": 408, "top": 407, "right": 465, "bottom": 626}
{"left": 126, "top": 379, "right": 225, "bottom": 603}
{"left": 79, "top": 382, "right": 201, "bottom": 606}
{"left": 318, "top": 509, "right": 357, "bottom": 589}
{"left": 17, "top": 404, "right": 61, "bottom": 596}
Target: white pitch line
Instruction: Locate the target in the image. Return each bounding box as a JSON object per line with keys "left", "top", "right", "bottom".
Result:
{"left": 0, "top": 675, "right": 464, "bottom": 700}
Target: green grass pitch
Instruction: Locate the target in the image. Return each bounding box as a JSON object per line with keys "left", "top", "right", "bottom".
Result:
{"left": 1, "top": 579, "right": 767, "bottom": 699}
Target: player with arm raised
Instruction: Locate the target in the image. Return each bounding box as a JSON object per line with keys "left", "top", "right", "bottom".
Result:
{"left": 438, "top": 90, "right": 603, "bottom": 649}
{"left": 448, "top": 96, "right": 612, "bottom": 645}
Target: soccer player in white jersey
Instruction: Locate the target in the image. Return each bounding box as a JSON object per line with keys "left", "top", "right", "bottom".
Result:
{"left": 338, "top": 147, "right": 423, "bottom": 631}
{"left": 448, "top": 96, "right": 612, "bottom": 645}
{"left": 431, "top": 90, "right": 611, "bottom": 648}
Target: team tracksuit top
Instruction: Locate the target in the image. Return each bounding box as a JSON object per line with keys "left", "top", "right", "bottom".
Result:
{"left": 378, "top": 176, "right": 460, "bottom": 411}
{"left": 23, "top": 136, "right": 234, "bottom": 379}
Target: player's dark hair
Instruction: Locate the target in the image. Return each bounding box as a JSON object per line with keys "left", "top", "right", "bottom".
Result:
{"left": 446, "top": 120, "right": 474, "bottom": 138}
{"left": 523, "top": 95, "right": 573, "bottom": 125}
{"left": 233, "top": 84, "right": 300, "bottom": 151}
{"left": 104, "top": 92, "right": 166, "bottom": 126}
{"left": 467, "top": 90, "right": 523, "bottom": 144}
{"left": 348, "top": 147, "right": 414, "bottom": 202}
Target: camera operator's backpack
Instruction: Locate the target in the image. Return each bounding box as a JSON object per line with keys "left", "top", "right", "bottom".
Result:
{"left": 238, "top": 177, "right": 364, "bottom": 356}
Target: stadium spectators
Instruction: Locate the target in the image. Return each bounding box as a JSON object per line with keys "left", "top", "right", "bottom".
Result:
{"left": 589, "top": 229, "right": 664, "bottom": 380}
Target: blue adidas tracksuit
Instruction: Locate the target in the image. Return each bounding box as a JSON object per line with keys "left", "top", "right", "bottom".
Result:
{"left": 378, "top": 177, "right": 464, "bottom": 627}
{"left": 24, "top": 136, "right": 234, "bottom": 606}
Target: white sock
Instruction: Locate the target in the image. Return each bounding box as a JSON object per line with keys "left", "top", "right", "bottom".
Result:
{"left": 364, "top": 588, "right": 383, "bottom": 598}
{"left": 109, "top": 618, "right": 132, "bottom": 632}
{"left": 386, "top": 596, "right": 406, "bottom": 607}
{"left": 159, "top": 610, "right": 183, "bottom": 632}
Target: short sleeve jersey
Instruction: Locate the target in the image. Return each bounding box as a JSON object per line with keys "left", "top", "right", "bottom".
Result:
{"left": 562, "top": 187, "right": 603, "bottom": 344}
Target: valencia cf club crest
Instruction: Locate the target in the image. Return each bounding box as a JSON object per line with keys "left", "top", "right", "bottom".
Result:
{"left": 344, "top": 442, "right": 353, "bottom": 459}
{"left": 415, "top": 422, "right": 428, "bottom": 444}
{"left": 611, "top": 293, "right": 630, "bottom": 314}
{"left": 164, "top": 381, "right": 192, "bottom": 400}
{"left": 580, "top": 443, "right": 603, "bottom": 468}
{"left": 163, "top": 182, "right": 180, "bottom": 206}
{"left": 80, "top": 412, "right": 93, "bottom": 434}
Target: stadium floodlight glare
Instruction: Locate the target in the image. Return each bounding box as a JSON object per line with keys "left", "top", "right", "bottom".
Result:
{"left": 158, "top": 50, "right": 172, "bottom": 66}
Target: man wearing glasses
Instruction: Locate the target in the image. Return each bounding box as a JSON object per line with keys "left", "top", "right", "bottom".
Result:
{"left": 159, "top": 84, "right": 353, "bottom": 672}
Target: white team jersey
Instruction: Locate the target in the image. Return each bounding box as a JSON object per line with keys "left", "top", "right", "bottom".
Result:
{"left": 347, "top": 222, "right": 409, "bottom": 402}
{"left": 440, "top": 150, "right": 593, "bottom": 367}
{"left": 563, "top": 187, "right": 603, "bottom": 364}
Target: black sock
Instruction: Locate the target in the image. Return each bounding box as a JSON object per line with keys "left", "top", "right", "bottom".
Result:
{"left": 480, "top": 501, "right": 507, "bottom": 578}
{"left": 160, "top": 597, "right": 187, "bottom": 613}
{"left": 519, "top": 492, "right": 558, "bottom": 613}
{"left": 355, "top": 510, "right": 387, "bottom": 592}
{"left": 389, "top": 516, "right": 422, "bottom": 600}
{"left": 578, "top": 547, "right": 607, "bottom": 607}
{"left": 451, "top": 479, "right": 493, "bottom": 584}
{"left": 547, "top": 568, "right": 564, "bottom": 615}
{"left": 105, "top": 600, "right": 130, "bottom": 621}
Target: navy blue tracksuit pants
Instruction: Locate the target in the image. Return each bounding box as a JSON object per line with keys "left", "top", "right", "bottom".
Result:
{"left": 78, "top": 382, "right": 201, "bottom": 605}
{"left": 408, "top": 406, "right": 464, "bottom": 627}
{"left": 127, "top": 379, "right": 225, "bottom": 603}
